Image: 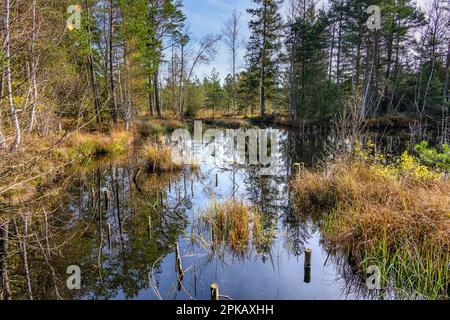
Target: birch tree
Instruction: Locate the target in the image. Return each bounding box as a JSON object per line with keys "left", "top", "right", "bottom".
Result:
{"left": 222, "top": 10, "right": 242, "bottom": 115}
{"left": 5, "top": 0, "right": 21, "bottom": 149}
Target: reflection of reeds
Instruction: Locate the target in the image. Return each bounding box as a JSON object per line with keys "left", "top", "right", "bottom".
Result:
{"left": 292, "top": 157, "right": 450, "bottom": 299}
{"left": 195, "top": 199, "right": 273, "bottom": 254}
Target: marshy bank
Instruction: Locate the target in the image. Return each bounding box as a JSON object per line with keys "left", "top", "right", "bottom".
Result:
{"left": 0, "top": 120, "right": 189, "bottom": 206}
{"left": 291, "top": 142, "right": 450, "bottom": 299}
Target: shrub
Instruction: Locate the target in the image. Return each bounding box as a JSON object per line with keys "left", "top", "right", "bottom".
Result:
{"left": 414, "top": 141, "right": 450, "bottom": 174}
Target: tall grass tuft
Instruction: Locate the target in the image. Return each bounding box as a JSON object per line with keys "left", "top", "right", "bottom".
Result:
{"left": 67, "top": 130, "right": 132, "bottom": 162}
{"left": 141, "top": 143, "right": 183, "bottom": 173}
{"left": 198, "top": 199, "right": 273, "bottom": 254}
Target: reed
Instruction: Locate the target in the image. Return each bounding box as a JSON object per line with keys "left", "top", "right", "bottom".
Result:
{"left": 67, "top": 130, "right": 132, "bottom": 162}
{"left": 140, "top": 143, "right": 186, "bottom": 173}
{"left": 198, "top": 199, "right": 273, "bottom": 253}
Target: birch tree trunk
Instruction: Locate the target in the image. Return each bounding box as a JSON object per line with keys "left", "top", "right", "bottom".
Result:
{"left": 178, "top": 43, "right": 185, "bottom": 119}
{"left": 109, "top": 0, "right": 118, "bottom": 125}
{"left": 0, "top": 72, "right": 6, "bottom": 149}
{"left": 5, "top": 0, "right": 21, "bottom": 149}
{"left": 17, "top": 216, "right": 33, "bottom": 300}
{"left": 29, "top": 0, "right": 38, "bottom": 132}
{"left": 0, "top": 221, "right": 11, "bottom": 300}
{"left": 442, "top": 43, "right": 449, "bottom": 143}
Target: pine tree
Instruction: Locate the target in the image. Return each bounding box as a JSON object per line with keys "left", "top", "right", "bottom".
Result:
{"left": 246, "top": 0, "right": 283, "bottom": 118}
{"left": 204, "top": 69, "right": 223, "bottom": 118}
{"left": 148, "top": 0, "right": 185, "bottom": 118}
{"left": 287, "top": 2, "right": 330, "bottom": 119}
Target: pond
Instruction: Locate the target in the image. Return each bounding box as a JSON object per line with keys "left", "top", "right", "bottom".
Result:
{"left": 0, "top": 125, "right": 421, "bottom": 300}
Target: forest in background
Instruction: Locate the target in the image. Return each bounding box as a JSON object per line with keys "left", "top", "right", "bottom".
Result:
{"left": 0, "top": 0, "right": 448, "bottom": 151}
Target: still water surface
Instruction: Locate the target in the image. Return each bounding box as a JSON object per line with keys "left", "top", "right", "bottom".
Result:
{"left": 3, "top": 126, "right": 417, "bottom": 300}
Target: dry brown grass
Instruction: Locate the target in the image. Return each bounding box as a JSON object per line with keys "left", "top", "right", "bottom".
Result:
{"left": 293, "top": 160, "right": 450, "bottom": 252}
{"left": 141, "top": 143, "right": 183, "bottom": 173}
{"left": 66, "top": 130, "right": 133, "bottom": 160}
{"left": 200, "top": 199, "right": 272, "bottom": 252}
{"left": 0, "top": 129, "right": 134, "bottom": 205}
{"left": 292, "top": 158, "right": 450, "bottom": 298}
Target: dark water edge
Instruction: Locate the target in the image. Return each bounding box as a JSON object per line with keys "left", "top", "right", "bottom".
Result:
{"left": 0, "top": 126, "right": 443, "bottom": 300}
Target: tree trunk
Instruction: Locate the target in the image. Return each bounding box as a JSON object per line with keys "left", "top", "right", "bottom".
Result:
{"left": 178, "top": 43, "right": 185, "bottom": 119}
{"left": 154, "top": 68, "right": 162, "bottom": 118}
{"left": 29, "top": 0, "right": 38, "bottom": 132}
{"left": 0, "top": 221, "right": 11, "bottom": 300}
{"left": 0, "top": 72, "right": 6, "bottom": 149}
{"left": 444, "top": 42, "right": 449, "bottom": 102}
{"left": 109, "top": 0, "right": 118, "bottom": 125}
{"left": 170, "top": 35, "right": 178, "bottom": 114}
{"left": 442, "top": 42, "right": 450, "bottom": 144}
{"left": 259, "top": 2, "right": 267, "bottom": 118}
{"left": 22, "top": 216, "right": 33, "bottom": 300}
{"left": 328, "top": 23, "right": 335, "bottom": 84}
{"left": 148, "top": 76, "right": 154, "bottom": 117}
{"left": 335, "top": 6, "right": 343, "bottom": 106}
{"left": 5, "top": 0, "right": 21, "bottom": 149}
{"left": 232, "top": 44, "right": 236, "bottom": 114}
{"left": 85, "top": 0, "right": 102, "bottom": 123}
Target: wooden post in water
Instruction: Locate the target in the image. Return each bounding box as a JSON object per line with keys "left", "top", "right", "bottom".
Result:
{"left": 294, "top": 163, "right": 300, "bottom": 174}
{"left": 175, "top": 242, "right": 183, "bottom": 276}
{"left": 148, "top": 216, "right": 152, "bottom": 239}
{"left": 107, "top": 223, "right": 112, "bottom": 250}
{"left": 184, "top": 173, "right": 187, "bottom": 197}
{"left": 104, "top": 191, "right": 109, "bottom": 211}
{"left": 175, "top": 242, "right": 184, "bottom": 291}
{"left": 210, "top": 283, "right": 219, "bottom": 300}
{"left": 304, "top": 248, "right": 312, "bottom": 283}
{"left": 294, "top": 163, "right": 303, "bottom": 175}
{"left": 215, "top": 174, "right": 218, "bottom": 187}
{"left": 304, "top": 249, "right": 312, "bottom": 267}
{"left": 160, "top": 191, "right": 164, "bottom": 208}
{"left": 304, "top": 266, "right": 311, "bottom": 283}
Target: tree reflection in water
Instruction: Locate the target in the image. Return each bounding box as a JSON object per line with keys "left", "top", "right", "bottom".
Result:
{"left": 0, "top": 127, "right": 418, "bottom": 300}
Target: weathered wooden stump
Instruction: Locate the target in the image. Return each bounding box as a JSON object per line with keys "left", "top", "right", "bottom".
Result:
{"left": 210, "top": 283, "right": 219, "bottom": 300}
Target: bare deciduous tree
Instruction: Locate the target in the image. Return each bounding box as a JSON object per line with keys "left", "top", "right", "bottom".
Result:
{"left": 222, "top": 9, "right": 242, "bottom": 114}
{"left": 5, "top": 0, "right": 21, "bottom": 149}
{"left": 28, "top": 0, "right": 38, "bottom": 132}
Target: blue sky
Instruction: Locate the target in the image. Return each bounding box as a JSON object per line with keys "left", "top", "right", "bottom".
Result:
{"left": 183, "top": 0, "right": 255, "bottom": 82}
{"left": 182, "top": 0, "right": 432, "bottom": 82}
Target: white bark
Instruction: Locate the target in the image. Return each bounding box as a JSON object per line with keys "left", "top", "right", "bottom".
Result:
{"left": 223, "top": 10, "right": 242, "bottom": 114}
{"left": 0, "top": 72, "right": 6, "bottom": 149}
{"left": 29, "top": 0, "right": 38, "bottom": 132}
{"left": 5, "top": 0, "right": 21, "bottom": 149}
